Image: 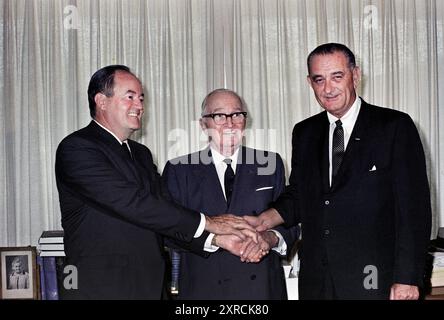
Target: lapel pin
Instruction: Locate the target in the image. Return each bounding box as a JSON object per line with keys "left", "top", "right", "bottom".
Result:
{"left": 354, "top": 137, "right": 361, "bottom": 141}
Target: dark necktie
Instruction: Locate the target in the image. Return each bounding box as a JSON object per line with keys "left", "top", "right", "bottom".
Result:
{"left": 223, "top": 159, "right": 235, "bottom": 206}
{"left": 121, "top": 142, "right": 133, "bottom": 160}
{"left": 332, "top": 119, "right": 344, "bottom": 182}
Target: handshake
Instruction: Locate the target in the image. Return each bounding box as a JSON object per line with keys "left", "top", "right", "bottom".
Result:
{"left": 204, "top": 210, "right": 284, "bottom": 263}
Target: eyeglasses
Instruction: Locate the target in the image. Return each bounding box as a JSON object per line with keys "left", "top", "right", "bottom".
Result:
{"left": 201, "top": 112, "right": 247, "bottom": 125}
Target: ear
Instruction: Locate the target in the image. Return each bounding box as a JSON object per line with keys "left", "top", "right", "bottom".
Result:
{"left": 94, "top": 93, "right": 108, "bottom": 111}
{"left": 352, "top": 67, "right": 361, "bottom": 89}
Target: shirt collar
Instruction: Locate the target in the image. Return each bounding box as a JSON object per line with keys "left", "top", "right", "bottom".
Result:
{"left": 210, "top": 146, "right": 240, "bottom": 168}
{"left": 93, "top": 119, "right": 128, "bottom": 145}
{"left": 327, "top": 96, "right": 361, "bottom": 127}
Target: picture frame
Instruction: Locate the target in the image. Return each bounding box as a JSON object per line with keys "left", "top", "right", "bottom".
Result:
{"left": 0, "top": 246, "right": 38, "bottom": 299}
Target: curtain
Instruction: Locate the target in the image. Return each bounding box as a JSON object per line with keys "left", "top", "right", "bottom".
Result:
{"left": 1, "top": 0, "right": 443, "bottom": 246}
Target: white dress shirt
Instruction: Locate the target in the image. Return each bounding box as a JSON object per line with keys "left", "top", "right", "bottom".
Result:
{"left": 205, "top": 146, "right": 287, "bottom": 255}
{"left": 327, "top": 97, "right": 361, "bottom": 186}
{"left": 211, "top": 146, "right": 239, "bottom": 200}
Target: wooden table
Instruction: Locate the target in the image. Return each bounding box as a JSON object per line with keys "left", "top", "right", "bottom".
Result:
{"left": 425, "top": 286, "right": 444, "bottom": 300}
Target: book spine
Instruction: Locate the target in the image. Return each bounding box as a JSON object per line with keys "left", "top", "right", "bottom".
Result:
{"left": 170, "top": 250, "right": 180, "bottom": 294}
{"left": 36, "top": 256, "right": 46, "bottom": 300}
{"left": 43, "top": 257, "right": 59, "bottom": 300}
{"left": 38, "top": 244, "right": 65, "bottom": 251}
{"left": 39, "top": 251, "right": 66, "bottom": 257}
{"left": 39, "top": 238, "right": 64, "bottom": 244}
{"left": 55, "top": 257, "right": 67, "bottom": 300}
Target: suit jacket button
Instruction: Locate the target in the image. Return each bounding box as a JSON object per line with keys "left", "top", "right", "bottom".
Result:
{"left": 324, "top": 229, "right": 330, "bottom": 236}
{"left": 325, "top": 200, "right": 330, "bottom": 205}
{"left": 250, "top": 274, "right": 256, "bottom": 280}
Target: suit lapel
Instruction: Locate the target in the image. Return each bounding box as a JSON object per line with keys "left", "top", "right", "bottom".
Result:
{"left": 318, "top": 116, "right": 330, "bottom": 193}
{"left": 88, "top": 122, "right": 145, "bottom": 186}
{"left": 128, "top": 141, "right": 151, "bottom": 188}
{"left": 194, "top": 148, "right": 228, "bottom": 214}
{"left": 330, "top": 99, "right": 371, "bottom": 192}
{"left": 196, "top": 147, "right": 255, "bottom": 213}
{"left": 229, "top": 147, "right": 256, "bottom": 214}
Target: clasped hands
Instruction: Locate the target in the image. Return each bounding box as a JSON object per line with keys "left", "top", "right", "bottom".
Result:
{"left": 205, "top": 214, "right": 277, "bottom": 263}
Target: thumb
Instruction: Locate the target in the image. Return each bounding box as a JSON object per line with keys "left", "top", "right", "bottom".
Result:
{"left": 255, "top": 225, "right": 268, "bottom": 232}
{"left": 389, "top": 286, "right": 395, "bottom": 300}
{"left": 243, "top": 215, "right": 262, "bottom": 227}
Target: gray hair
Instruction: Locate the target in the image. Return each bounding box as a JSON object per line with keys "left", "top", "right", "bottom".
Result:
{"left": 200, "top": 88, "right": 246, "bottom": 115}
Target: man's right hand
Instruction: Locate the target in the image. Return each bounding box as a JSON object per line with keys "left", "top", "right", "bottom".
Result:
{"left": 213, "top": 234, "right": 265, "bottom": 263}
{"left": 243, "top": 208, "right": 284, "bottom": 232}
{"left": 205, "top": 214, "right": 258, "bottom": 242}
{"left": 238, "top": 231, "right": 277, "bottom": 263}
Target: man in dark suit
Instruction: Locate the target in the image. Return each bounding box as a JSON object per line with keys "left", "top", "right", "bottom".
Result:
{"left": 55, "top": 66, "right": 255, "bottom": 299}
{"left": 163, "top": 89, "right": 298, "bottom": 299}
{"left": 244, "top": 43, "right": 432, "bottom": 300}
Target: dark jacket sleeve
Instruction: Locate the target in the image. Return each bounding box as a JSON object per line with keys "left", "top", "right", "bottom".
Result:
{"left": 161, "top": 160, "right": 210, "bottom": 256}
{"left": 272, "top": 124, "right": 301, "bottom": 228}
{"left": 55, "top": 136, "right": 201, "bottom": 243}
{"left": 270, "top": 153, "right": 299, "bottom": 257}
{"left": 391, "top": 114, "right": 431, "bottom": 285}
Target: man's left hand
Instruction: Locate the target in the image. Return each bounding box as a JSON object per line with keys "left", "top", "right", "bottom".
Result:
{"left": 389, "top": 283, "right": 419, "bottom": 300}
{"left": 205, "top": 214, "right": 258, "bottom": 242}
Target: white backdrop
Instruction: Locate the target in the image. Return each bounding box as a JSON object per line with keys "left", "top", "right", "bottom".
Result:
{"left": 1, "top": 0, "right": 443, "bottom": 246}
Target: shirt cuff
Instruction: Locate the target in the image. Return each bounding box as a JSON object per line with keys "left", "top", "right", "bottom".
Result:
{"left": 204, "top": 233, "right": 219, "bottom": 252}
{"left": 269, "top": 229, "right": 287, "bottom": 256}
{"left": 194, "top": 213, "right": 206, "bottom": 238}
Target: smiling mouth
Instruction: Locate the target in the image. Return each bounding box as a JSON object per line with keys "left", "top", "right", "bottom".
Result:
{"left": 128, "top": 112, "right": 141, "bottom": 118}
{"left": 222, "top": 130, "right": 238, "bottom": 136}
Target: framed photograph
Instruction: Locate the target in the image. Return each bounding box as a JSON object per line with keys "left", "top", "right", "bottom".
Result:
{"left": 0, "top": 247, "right": 38, "bottom": 299}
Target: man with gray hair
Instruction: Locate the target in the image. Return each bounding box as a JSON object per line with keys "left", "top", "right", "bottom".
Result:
{"left": 55, "top": 66, "right": 256, "bottom": 299}
{"left": 163, "top": 88, "right": 298, "bottom": 299}
{"left": 245, "top": 43, "right": 431, "bottom": 300}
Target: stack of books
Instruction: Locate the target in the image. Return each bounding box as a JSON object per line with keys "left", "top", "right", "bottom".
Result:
{"left": 430, "top": 251, "right": 444, "bottom": 287}
{"left": 38, "top": 230, "right": 65, "bottom": 257}
{"left": 36, "top": 230, "right": 66, "bottom": 300}
{"left": 429, "top": 228, "right": 444, "bottom": 288}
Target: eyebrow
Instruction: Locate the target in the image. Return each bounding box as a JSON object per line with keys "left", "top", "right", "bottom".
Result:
{"left": 310, "top": 74, "right": 324, "bottom": 80}
{"left": 125, "top": 90, "right": 144, "bottom": 97}
{"left": 210, "top": 107, "right": 242, "bottom": 113}
{"left": 310, "top": 71, "right": 345, "bottom": 79}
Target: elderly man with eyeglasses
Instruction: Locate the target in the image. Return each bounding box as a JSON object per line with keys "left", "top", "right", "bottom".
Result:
{"left": 162, "top": 88, "right": 298, "bottom": 300}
